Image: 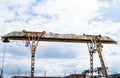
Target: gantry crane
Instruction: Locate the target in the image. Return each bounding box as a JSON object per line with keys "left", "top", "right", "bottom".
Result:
{"left": 1, "top": 30, "right": 116, "bottom": 78}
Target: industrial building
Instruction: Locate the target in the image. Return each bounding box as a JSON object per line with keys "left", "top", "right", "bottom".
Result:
{"left": 11, "top": 76, "right": 61, "bottom": 78}
{"left": 64, "top": 74, "right": 85, "bottom": 78}
{"left": 11, "top": 74, "right": 85, "bottom": 78}
{"left": 109, "top": 74, "right": 120, "bottom": 78}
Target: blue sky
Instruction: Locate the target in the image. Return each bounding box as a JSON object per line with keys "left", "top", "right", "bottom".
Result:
{"left": 0, "top": 0, "right": 120, "bottom": 77}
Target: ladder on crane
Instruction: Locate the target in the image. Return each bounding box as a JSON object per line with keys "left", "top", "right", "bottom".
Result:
{"left": 1, "top": 30, "right": 116, "bottom": 78}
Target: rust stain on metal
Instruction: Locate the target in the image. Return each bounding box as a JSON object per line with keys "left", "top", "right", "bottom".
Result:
{"left": 1, "top": 30, "right": 117, "bottom": 44}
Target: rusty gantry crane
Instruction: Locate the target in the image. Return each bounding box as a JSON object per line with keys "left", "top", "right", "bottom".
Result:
{"left": 1, "top": 30, "right": 116, "bottom": 78}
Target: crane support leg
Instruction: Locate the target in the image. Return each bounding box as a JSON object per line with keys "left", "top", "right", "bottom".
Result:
{"left": 86, "top": 35, "right": 108, "bottom": 78}
{"left": 97, "top": 45, "right": 108, "bottom": 78}
{"left": 89, "top": 51, "right": 94, "bottom": 78}
{"left": 27, "top": 33, "right": 42, "bottom": 78}
{"left": 22, "top": 30, "right": 45, "bottom": 78}
{"left": 87, "top": 43, "right": 95, "bottom": 78}
{"left": 30, "top": 41, "right": 38, "bottom": 78}
{"left": 29, "top": 40, "right": 39, "bottom": 78}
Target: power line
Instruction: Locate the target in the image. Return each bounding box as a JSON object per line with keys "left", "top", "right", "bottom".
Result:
{"left": 0, "top": 43, "right": 6, "bottom": 78}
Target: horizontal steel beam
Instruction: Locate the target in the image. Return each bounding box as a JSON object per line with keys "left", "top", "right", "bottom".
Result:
{"left": 1, "top": 30, "right": 117, "bottom": 44}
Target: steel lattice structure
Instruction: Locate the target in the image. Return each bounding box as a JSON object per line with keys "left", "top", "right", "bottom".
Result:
{"left": 1, "top": 30, "right": 116, "bottom": 78}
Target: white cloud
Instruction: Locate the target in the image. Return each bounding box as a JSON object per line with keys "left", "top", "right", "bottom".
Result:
{"left": 32, "top": 0, "right": 100, "bottom": 33}
{"left": 0, "top": 0, "right": 120, "bottom": 77}
{"left": 0, "top": 0, "right": 101, "bottom": 34}
{"left": 88, "top": 20, "right": 120, "bottom": 35}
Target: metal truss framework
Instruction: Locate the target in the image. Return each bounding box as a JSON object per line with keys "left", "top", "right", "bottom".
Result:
{"left": 86, "top": 35, "right": 108, "bottom": 78}
{"left": 1, "top": 30, "right": 116, "bottom": 78}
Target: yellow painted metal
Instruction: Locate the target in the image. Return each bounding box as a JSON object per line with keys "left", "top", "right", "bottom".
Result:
{"left": 86, "top": 35, "right": 108, "bottom": 78}
{"left": 1, "top": 30, "right": 116, "bottom": 78}
{"left": 1, "top": 30, "right": 116, "bottom": 44}
{"left": 24, "top": 31, "right": 45, "bottom": 78}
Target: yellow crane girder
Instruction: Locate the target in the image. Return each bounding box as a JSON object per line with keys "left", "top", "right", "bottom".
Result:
{"left": 1, "top": 30, "right": 116, "bottom": 78}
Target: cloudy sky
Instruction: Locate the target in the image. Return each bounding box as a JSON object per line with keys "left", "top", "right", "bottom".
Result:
{"left": 0, "top": 0, "right": 120, "bottom": 77}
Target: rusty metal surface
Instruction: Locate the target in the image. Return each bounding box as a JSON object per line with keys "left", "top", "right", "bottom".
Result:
{"left": 1, "top": 30, "right": 117, "bottom": 44}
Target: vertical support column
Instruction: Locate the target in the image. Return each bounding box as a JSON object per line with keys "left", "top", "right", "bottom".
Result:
{"left": 96, "top": 44, "right": 108, "bottom": 78}
{"left": 89, "top": 51, "right": 94, "bottom": 78}
{"left": 22, "top": 30, "right": 45, "bottom": 78}
{"left": 86, "top": 35, "right": 108, "bottom": 78}
{"left": 29, "top": 35, "right": 40, "bottom": 78}
{"left": 27, "top": 32, "right": 44, "bottom": 78}
{"left": 87, "top": 43, "right": 95, "bottom": 78}
{"left": 31, "top": 41, "right": 36, "bottom": 78}
{"left": 27, "top": 32, "right": 39, "bottom": 78}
